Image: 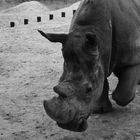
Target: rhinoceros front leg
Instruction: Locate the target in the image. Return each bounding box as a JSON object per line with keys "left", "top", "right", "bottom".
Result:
{"left": 94, "top": 78, "right": 113, "bottom": 113}
{"left": 112, "top": 65, "right": 140, "bottom": 106}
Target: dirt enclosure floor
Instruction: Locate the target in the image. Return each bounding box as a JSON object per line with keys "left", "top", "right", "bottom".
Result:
{"left": 1, "top": 22, "right": 140, "bottom": 140}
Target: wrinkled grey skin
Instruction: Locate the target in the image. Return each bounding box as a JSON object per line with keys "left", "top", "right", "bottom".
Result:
{"left": 42, "top": 30, "right": 109, "bottom": 132}
{"left": 39, "top": 0, "right": 140, "bottom": 132}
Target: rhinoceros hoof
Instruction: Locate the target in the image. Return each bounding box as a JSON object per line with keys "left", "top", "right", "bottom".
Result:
{"left": 112, "top": 94, "right": 135, "bottom": 106}
{"left": 93, "top": 99, "right": 113, "bottom": 114}
{"left": 100, "top": 99, "right": 113, "bottom": 113}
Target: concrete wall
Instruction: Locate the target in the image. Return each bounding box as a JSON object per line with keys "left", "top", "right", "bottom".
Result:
{"left": 0, "top": 3, "right": 79, "bottom": 29}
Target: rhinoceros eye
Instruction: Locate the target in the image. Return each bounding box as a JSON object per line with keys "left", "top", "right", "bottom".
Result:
{"left": 86, "top": 86, "right": 92, "bottom": 93}
{"left": 85, "top": 33, "right": 99, "bottom": 54}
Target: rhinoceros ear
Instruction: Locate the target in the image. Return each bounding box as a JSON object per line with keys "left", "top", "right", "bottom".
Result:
{"left": 38, "top": 30, "right": 67, "bottom": 44}
{"left": 86, "top": 32, "right": 97, "bottom": 46}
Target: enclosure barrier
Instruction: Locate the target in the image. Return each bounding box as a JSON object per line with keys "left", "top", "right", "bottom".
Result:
{"left": 0, "top": 3, "right": 79, "bottom": 29}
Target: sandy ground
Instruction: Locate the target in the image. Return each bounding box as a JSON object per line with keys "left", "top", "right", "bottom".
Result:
{"left": 1, "top": 3, "right": 140, "bottom": 140}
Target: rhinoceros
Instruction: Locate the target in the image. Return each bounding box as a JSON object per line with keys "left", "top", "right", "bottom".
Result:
{"left": 38, "top": 0, "right": 140, "bottom": 132}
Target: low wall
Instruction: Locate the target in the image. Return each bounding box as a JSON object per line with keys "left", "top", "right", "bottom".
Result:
{"left": 0, "top": 3, "right": 79, "bottom": 29}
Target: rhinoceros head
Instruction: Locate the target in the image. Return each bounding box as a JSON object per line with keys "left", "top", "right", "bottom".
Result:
{"left": 38, "top": 30, "right": 107, "bottom": 132}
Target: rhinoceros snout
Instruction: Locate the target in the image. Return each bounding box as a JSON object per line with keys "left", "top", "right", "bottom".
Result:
{"left": 43, "top": 81, "right": 91, "bottom": 132}
{"left": 43, "top": 98, "right": 89, "bottom": 132}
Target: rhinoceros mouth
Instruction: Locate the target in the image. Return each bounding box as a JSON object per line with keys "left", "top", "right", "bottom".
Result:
{"left": 57, "top": 118, "right": 88, "bottom": 132}
{"left": 43, "top": 95, "right": 89, "bottom": 132}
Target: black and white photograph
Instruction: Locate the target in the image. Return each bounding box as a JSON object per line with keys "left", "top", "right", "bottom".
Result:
{"left": 1, "top": 0, "right": 140, "bottom": 139}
